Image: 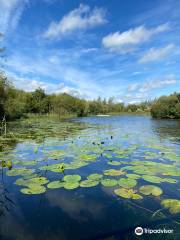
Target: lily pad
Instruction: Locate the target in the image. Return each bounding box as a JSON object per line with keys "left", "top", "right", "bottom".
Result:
{"left": 142, "top": 175, "right": 164, "bottom": 183}
{"left": 63, "top": 174, "right": 81, "bottom": 182}
{"left": 87, "top": 173, "right": 103, "bottom": 181}
{"left": 6, "top": 168, "right": 35, "bottom": 177}
{"left": 104, "top": 169, "right": 125, "bottom": 176}
{"left": 47, "top": 181, "right": 65, "bottom": 189}
{"left": 107, "top": 161, "right": 122, "bottom": 166}
{"left": 114, "top": 188, "right": 142, "bottom": 199}
{"left": 15, "top": 176, "right": 49, "bottom": 187}
{"left": 80, "top": 179, "right": 99, "bottom": 188}
{"left": 139, "top": 185, "right": 163, "bottom": 196}
{"left": 118, "top": 178, "right": 137, "bottom": 188}
{"left": 20, "top": 185, "right": 46, "bottom": 195}
{"left": 63, "top": 181, "right": 79, "bottom": 190}
{"left": 126, "top": 174, "right": 141, "bottom": 179}
{"left": 101, "top": 179, "right": 118, "bottom": 187}
{"left": 161, "top": 199, "right": 180, "bottom": 214}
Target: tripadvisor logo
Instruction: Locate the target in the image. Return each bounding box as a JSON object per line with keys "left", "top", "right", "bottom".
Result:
{"left": 134, "top": 226, "right": 174, "bottom": 235}
{"left": 135, "top": 227, "right": 143, "bottom": 235}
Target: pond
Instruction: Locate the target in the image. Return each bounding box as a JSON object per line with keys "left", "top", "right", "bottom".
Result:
{"left": 0, "top": 115, "right": 180, "bottom": 240}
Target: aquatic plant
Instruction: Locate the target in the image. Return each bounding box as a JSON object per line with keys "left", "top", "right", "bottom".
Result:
{"left": 104, "top": 169, "right": 125, "bottom": 176}
{"left": 118, "top": 178, "right": 137, "bottom": 188}
{"left": 139, "top": 185, "right": 163, "bottom": 196}
{"left": 101, "top": 179, "right": 118, "bottom": 187}
{"left": 114, "top": 188, "right": 142, "bottom": 199}
{"left": 161, "top": 199, "right": 180, "bottom": 214}
{"left": 80, "top": 179, "right": 99, "bottom": 187}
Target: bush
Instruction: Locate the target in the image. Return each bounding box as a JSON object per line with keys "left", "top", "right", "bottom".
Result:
{"left": 151, "top": 93, "right": 180, "bottom": 119}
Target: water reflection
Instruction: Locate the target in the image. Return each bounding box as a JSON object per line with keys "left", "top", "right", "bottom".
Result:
{"left": 151, "top": 119, "right": 180, "bottom": 143}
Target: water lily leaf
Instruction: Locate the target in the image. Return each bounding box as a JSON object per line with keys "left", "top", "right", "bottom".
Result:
{"left": 104, "top": 169, "right": 125, "bottom": 176}
{"left": 126, "top": 174, "right": 141, "bottom": 179}
{"left": 101, "top": 179, "right": 118, "bottom": 187}
{"left": 162, "top": 178, "right": 178, "bottom": 183}
{"left": 20, "top": 185, "right": 46, "bottom": 195}
{"left": 79, "top": 154, "right": 97, "bottom": 161}
{"left": 45, "top": 150, "right": 65, "bottom": 159}
{"left": 118, "top": 178, "right": 137, "bottom": 188}
{"left": 139, "top": 185, "right": 163, "bottom": 196}
{"left": 6, "top": 168, "right": 35, "bottom": 176}
{"left": 63, "top": 181, "right": 79, "bottom": 190}
{"left": 40, "top": 163, "right": 65, "bottom": 172}
{"left": 80, "top": 179, "right": 99, "bottom": 187}
{"left": 161, "top": 199, "right": 180, "bottom": 214}
{"left": 47, "top": 181, "right": 64, "bottom": 189}
{"left": 63, "top": 174, "right": 81, "bottom": 182}
{"left": 142, "top": 175, "right": 163, "bottom": 183}
{"left": 87, "top": 173, "right": 103, "bottom": 181}
{"left": 114, "top": 188, "right": 142, "bottom": 199}
{"left": 15, "top": 176, "right": 49, "bottom": 187}
{"left": 107, "top": 161, "right": 122, "bottom": 166}
{"left": 21, "top": 160, "right": 37, "bottom": 166}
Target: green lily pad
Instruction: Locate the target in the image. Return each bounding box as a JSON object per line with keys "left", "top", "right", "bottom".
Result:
{"left": 118, "top": 178, "right": 137, "bottom": 188}
{"left": 139, "top": 185, "right": 163, "bottom": 196}
{"left": 63, "top": 174, "right": 81, "bottom": 182}
{"left": 87, "top": 173, "right": 103, "bottom": 181}
{"left": 21, "top": 160, "right": 37, "bottom": 166}
{"left": 107, "top": 161, "right": 122, "bottom": 166}
{"left": 163, "top": 178, "right": 178, "bottom": 183}
{"left": 80, "top": 179, "right": 99, "bottom": 187}
{"left": 47, "top": 181, "right": 65, "bottom": 189}
{"left": 20, "top": 185, "right": 46, "bottom": 195}
{"left": 63, "top": 181, "right": 79, "bottom": 190}
{"left": 126, "top": 174, "right": 141, "bottom": 179}
{"left": 114, "top": 188, "right": 142, "bottom": 199}
{"left": 15, "top": 176, "right": 49, "bottom": 187}
{"left": 79, "top": 154, "right": 97, "bottom": 161}
{"left": 142, "top": 175, "right": 163, "bottom": 183}
{"left": 104, "top": 169, "right": 125, "bottom": 176}
{"left": 161, "top": 199, "right": 180, "bottom": 214}
{"left": 6, "top": 168, "right": 35, "bottom": 177}
{"left": 101, "top": 179, "right": 118, "bottom": 187}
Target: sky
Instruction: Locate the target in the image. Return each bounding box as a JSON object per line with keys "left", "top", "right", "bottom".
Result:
{"left": 0, "top": 0, "right": 180, "bottom": 103}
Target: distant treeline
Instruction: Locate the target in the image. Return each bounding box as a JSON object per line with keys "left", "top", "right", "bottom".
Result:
{"left": 0, "top": 72, "right": 179, "bottom": 120}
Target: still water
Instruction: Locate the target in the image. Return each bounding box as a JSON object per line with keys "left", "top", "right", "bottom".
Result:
{"left": 0, "top": 115, "right": 180, "bottom": 240}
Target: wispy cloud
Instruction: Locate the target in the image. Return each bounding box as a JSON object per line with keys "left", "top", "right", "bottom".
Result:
{"left": 139, "top": 44, "right": 174, "bottom": 63}
{"left": 0, "top": 0, "right": 27, "bottom": 33}
{"left": 102, "top": 23, "right": 170, "bottom": 53}
{"left": 43, "top": 4, "right": 107, "bottom": 39}
{"left": 128, "top": 74, "right": 176, "bottom": 93}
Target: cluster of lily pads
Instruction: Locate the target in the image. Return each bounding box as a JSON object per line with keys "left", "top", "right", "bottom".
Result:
{"left": 1, "top": 121, "right": 180, "bottom": 216}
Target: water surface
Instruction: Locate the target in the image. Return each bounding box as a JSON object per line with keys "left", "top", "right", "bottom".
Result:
{"left": 0, "top": 115, "right": 180, "bottom": 240}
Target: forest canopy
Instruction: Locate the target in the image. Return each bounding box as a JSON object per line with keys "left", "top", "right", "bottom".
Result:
{"left": 0, "top": 72, "right": 179, "bottom": 120}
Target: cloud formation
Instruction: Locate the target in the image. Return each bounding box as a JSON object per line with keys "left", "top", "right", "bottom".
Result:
{"left": 0, "top": 0, "right": 27, "bottom": 33}
{"left": 139, "top": 44, "right": 174, "bottom": 63}
{"left": 128, "top": 74, "right": 176, "bottom": 93}
{"left": 44, "top": 4, "right": 106, "bottom": 38}
{"left": 102, "top": 23, "right": 170, "bottom": 53}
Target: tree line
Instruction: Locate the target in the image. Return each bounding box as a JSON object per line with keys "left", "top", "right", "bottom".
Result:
{"left": 0, "top": 72, "right": 152, "bottom": 120}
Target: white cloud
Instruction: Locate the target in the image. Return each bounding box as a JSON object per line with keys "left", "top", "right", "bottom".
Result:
{"left": 102, "top": 23, "right": 170, "bottom": 53}
{"left": 43, "top": 4, "right": 106, "bottom": 38}
{"left": 128, "top": 74, "right": 176, "bottom": 93}
{"left": 0, "top": 0, "right": 27, "bottom": 33}
{"left": 139, "top": 44, "right": 174, "bottom": 63}
{"left": 4, "top": 53, "right": 104, "bottom": 99}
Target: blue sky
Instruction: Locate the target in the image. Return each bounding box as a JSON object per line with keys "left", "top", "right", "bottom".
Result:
{"left": 0, "top": 0, "right": 180, "bottom": 103}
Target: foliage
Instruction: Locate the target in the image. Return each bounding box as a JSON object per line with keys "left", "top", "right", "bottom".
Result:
{"left": 151, "top": 92, "right": 180, "bottom": 119}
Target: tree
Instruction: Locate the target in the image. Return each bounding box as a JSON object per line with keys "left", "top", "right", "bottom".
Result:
{"left": 151, "top": 93, "right": 180, "bottom": 119}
